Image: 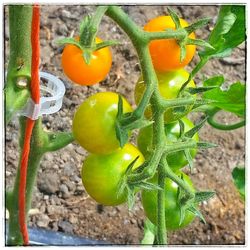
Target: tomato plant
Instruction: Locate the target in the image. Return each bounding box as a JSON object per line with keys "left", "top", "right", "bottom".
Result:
{"left": 137, "top": 117, "right": 199, "bottom": 171}
{"left": 72, "top": 92, "right": 132, "bottom": 154}
{"left": 135, "top": 69, "right": 195, "bottom": 123}
{"left": 144, "top": 16, "right": 196, "bottom": 72}
{"left": 61, "top": 37, "right": 112, "bottom": 86}
{"left": 81, "top": 143, "right": 145, "bottom": 206}
{"left": 142, "top": 171, "right": 196, "bottom": 230}
{"left": 5, "top": 4, "right": 245, "bottom": 246}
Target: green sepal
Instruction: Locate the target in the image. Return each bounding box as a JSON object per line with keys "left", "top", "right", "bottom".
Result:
{"left": 79, "top": 15, "right": 91, "bottom": 34}
{"left": 56, "top": 37, "right": 83, "bottom": 50}
{"left": 167, "top": 7, "right": 181, "bottom": 29}
{"left": 185, "top": 17, "right": 211, "bottom": 34}
{"left": 83, "top": 50, "right": 92, "bottom": 65}
{"left": 186, "top": 38, "right": 214, "bottom": 50}
{"left": 194, "top": 191, "right": 216, "bottom": 203}
{"left": 187, "top": 205, "right": 206, "bottom": 224}
{"left": 134, "top": 181, "right": 163, "bottom": 191}
{"left": 178, "top": 119, "right": 185, "bottom": 138}
{"left": 115, "top": 95, "right": 129, "bottom": 147}
{"left": 127, "top": 185, "right": 136, "bottom": 210}
{"left": 184, "top": 149, "right": 193, "bottom": 171}
{"left": 95, "top": 40, "right": 120, "bottom": 51}
{"left": 184, "top": 116, "right": 208, "bottom": 138}
{"left": 125, "top": 156, "right": 140, "bottom": 175}
{"left": 197, "top": 141, "right": 217, "bottom": 149}
{"left": 179, "top": 42, "right": 187, "bottom": 62}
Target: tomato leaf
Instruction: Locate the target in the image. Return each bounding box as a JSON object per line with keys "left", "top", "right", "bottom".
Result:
{"left": 199, "top": 5, "right": 246, "bottom": 59}
{"left": 203, "top": 82, "right": 246, "bottom": 117}
{"left": 141, "top": 219, "right": 156, "bottom": 245}
{"left": 194, "top": 191, "right": 216, "bottom": 203}
{"left": 187, "top": 86, "right": 218, "bottom": 95}
{"left": 203, "top": 75, "right": 225, "bottom": 87}
{"left": 232, "top": 166, "right": 245, "bottom": 200}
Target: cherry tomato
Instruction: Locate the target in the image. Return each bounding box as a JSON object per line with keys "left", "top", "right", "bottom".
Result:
{"left": 134, "top": 69, "right": 195, "bottom": 123}
{"left": 144, "top": 16, "right": 196, "bottom": 72}
{"left": 72, "top": 92, "right": 133, "bottom": 155}
{"left": 61, "top": 37, "right": 112, "bottom": 85}
{"left": 137, "top": 117, "right": 199, "bottom": 171}
{"left": 81, "top": 143, "right": 145, "bottom": 206}
{"left": 141, "top": 171, "right": 196, "bottom": 230}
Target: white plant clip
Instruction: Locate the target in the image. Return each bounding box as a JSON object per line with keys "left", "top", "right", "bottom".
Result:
{"left": 18, "top": 72, "right": 65, "bottom": 120}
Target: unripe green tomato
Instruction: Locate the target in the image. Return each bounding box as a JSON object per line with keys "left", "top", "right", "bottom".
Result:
{"left": 72, "top": 92, "right": 133, "bottom": 155}
{"left": 81, "top": 143, "right": 145, "bottom": 206}
{"left": 141, "top": 171, "right": 196, "bottom": 230}
{"left": 137, "top": 117, "right": 199, "bottom": 171}
{"left": 134, "top": 69, "right": 196, "bottom": 124}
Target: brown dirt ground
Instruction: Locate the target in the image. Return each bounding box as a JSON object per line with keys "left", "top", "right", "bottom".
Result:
{"left": 5, "top": 5, "right": 245, "bottom": 245}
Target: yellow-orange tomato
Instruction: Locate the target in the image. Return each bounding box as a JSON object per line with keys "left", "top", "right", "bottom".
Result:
{"left": 144, "top": 16, "right": 196, "bottom": 72}
{"left": 61, "top": 37, "right": 112, "bottom": 85}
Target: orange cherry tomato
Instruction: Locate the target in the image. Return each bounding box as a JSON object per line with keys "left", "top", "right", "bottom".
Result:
{"left": 61, "top": 37, "right": 112, "bottom": 85}
{"left": 144, "top": 16, "right": 196, "bottom": 72}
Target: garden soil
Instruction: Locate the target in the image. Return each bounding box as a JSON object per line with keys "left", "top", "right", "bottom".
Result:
{"left": 5, "top": 5, "right": 245, "bottom": 245}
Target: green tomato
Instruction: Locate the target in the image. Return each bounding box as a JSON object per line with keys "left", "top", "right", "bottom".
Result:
{"left": 72, "top": 92, "right": 133, "bottom": 155}
{"left": 134, "top": 69, "right": 196, "bottom": 123}
{"left": 81, "top": 143, "right": 145, "bottom": 206}
{"left": 137, "top": 117, "right": 199, "bottom": 171}
{"left": 141, "top": 171, "right": 196, "bottom": 230}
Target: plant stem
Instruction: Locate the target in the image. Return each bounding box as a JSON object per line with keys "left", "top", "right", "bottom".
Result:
{"left": 207, "top": 108, "right": 245, "bottom": 130}
{"left": 5, "top": 5, "right": 32, "bottom": 124}
{"left": 7, "top": 118, "right": 43, "bottom": 245}
{"left": 157, "top": 160, "right": 167, "bottom": 244}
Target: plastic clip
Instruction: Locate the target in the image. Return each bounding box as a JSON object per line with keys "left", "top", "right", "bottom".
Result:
{"left": 18, "top": 72, "right": 66, "bottom": 120}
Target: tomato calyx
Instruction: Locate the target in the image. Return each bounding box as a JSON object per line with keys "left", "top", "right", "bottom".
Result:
{"left": 157, "top": 8, "right": 215, "bottom": 63}
{"left": 116, "top": 95, "right": 153, "bottom": 147}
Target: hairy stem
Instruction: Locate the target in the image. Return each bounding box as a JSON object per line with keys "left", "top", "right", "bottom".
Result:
{"left": 5, "top": 5, "right": 32, "bottom": 124}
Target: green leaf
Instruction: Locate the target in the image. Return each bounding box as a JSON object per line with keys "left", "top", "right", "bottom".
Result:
{"left": 203, "top": 82, "right": 246, "bottom": 117}
{"left": 232, "top": 166, "right": 245, "bottom": 200}
{"left": 194, "top": 191, "right": 216, "bottom": 203}
{"left": 203, "top": 75, "right": 225, "bottom": 87}
{"left": 187, "top": 86, "right": 218, "bottom": 95}
{"left": 141, "top": 219, "right": 156, "bottom": 245}
{"left": 199, "top": 5, "right": 246, "bottom": 59}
